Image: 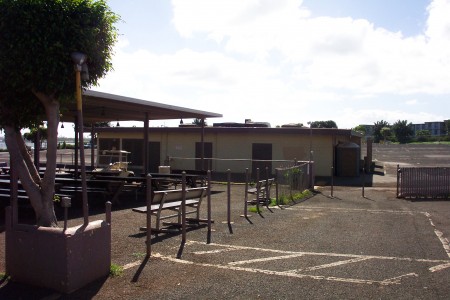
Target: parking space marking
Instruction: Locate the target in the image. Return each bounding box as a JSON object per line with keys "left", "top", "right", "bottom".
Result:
{"left": 152, "top": 241, "right": 448, "bottom": 285}
{"left": 228, "top": 253, "right": 305, "bottom": 266}
{"left": 293, "top": 206, "right": 450, "bottom": 260}
{"left": 424, "top": 212, "right": 450, "bottom": 259}
{"left": 123, "top": 205, "right": 450, "bottom": 285}
{"left": 285, "top": 257, "right": 371, "bottom": 273}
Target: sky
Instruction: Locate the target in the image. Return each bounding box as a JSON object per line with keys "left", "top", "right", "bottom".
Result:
{"left": 81, "top": 0, "right": 450, "bottom": 133}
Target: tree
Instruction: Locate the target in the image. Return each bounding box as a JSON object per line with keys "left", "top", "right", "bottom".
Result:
{"left": 380, "top": 127, "right": 391, "bottom": 143}
{"left": 416, "top": 129, "right": 431, "bottom": 136}
{"left": 392, "top": 120, "right": 414, "bottom": 144}
{"left": 373, "top": 120, "right": 390, "bottom": 143}
{"left": 0, "top": 0, "right": 119, "bottom": 226}
{"left": 353, "top": 125, "right": 366, "bottom": 135}
{"left": 309, "top": 120, "right": 338, "bottom": 129}
{"left": 192, "top": 118, "right": 207, "bottom": 126}
{"left": 23, "top": 125, "right": 48, "bottom": 149}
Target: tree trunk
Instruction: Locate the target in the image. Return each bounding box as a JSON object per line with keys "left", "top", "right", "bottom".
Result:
{"left": 5, "top": 92, "right": 60, "bottom": 227}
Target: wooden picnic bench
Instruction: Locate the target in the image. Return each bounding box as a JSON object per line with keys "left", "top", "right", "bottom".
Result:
{"left": 132, "top": 186, "right": 208, "bottom": 233}
{"left": 55, "top": 178, "right": 126, "bottom": 205}
{"left": 0, "top": 187, "right": 72, "bottom": 210}
{"left": 246, "top": 178, "right": 275, "bottom": 206}
{"left": 171, "top": 169, "right": 208, "bottom": 187}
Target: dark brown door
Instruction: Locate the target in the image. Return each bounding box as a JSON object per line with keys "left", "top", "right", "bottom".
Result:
{"left": 195, "top": 142, "right": 212, "bottom": 171}
{"left": 252, "top": 143, "right": 272, "bottom": 179}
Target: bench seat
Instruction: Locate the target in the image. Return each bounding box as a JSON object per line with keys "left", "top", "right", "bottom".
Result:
{"left": 132, "top": 187, "right": 207, "bottom": 232}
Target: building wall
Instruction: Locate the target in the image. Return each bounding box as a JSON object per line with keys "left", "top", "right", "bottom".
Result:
{"left": 96, "top": 128, "right": 361, "bottom": 177}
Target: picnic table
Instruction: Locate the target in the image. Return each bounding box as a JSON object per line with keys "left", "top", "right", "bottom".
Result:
{"left": 54, "top": 177, "right": 128, "bottom": 205}
{"left": 142, "top": 173, "right": 201, "bottom": 189}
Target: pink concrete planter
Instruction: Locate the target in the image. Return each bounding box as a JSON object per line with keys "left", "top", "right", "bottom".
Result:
{"left": 5, "top": 214, "right": 111, "bottom": 293}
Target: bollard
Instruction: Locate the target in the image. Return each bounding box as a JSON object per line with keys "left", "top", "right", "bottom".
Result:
{"left": 362, "top": 166, "right": 365, "bottom": 198}
{"left": 244, "top": 168, "right": 249, "bottom": 218}
{"left": 181, "top": 172, "right": 187, "bottom": 244}
{"left": 227, "top": 169, "right": 231, "bottom": 225}
{"left": 61, "top": 197, "right": 71, "bottom": 231}
{"left": 146, "top": 174, "right": 152, "bottom": 257}
{"left": 331, "top": 166, "right": 334, "bottom": 198}
{"left": 207, "top": 170, "right": 212, "bottom": 244}
{"left": 256, "top": 168, "right": 260, "bottom": 212}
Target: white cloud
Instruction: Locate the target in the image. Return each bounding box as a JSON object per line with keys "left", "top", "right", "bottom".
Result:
{"left": 95, "top": 0, "right": 450, "bottom": 130}
{"left": 405, "top": 99, "right": 419, "bottom": 105}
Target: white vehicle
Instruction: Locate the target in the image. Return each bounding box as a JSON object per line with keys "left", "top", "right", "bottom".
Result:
{"left": 93, "top": 150, "right": 134, "bottom": 177}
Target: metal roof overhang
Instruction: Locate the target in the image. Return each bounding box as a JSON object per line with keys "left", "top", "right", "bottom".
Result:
{"left": 60, "top": 90, "right": 222, "bottom": 123}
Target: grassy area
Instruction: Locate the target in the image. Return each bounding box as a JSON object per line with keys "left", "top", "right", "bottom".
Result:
{"left": 270, "top": 189, "right": 313, "bottom": 206}
{"left": 248, "top": 189, "right": 313, "bottom": 213}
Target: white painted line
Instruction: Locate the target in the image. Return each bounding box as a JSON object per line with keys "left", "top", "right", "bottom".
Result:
{"left": 424, "top": 212, "right": 450, "bottom": 259}
{"left": 193, "top": 247, "right": 242, "bottom": 255}
{"left": 429, "top": 262, "right": 450, "bottom": 273}
{"left": 123, "top": 260, "right": 142, "bottom": 270}
{"left": 294, "top": 206, "right": 418, "bottom": 215}
{"left": 381, "top": 273, "right": 419, "bottom": 285}
{"left": 152, "top": 252, "right": 407, "bottom": 286}
{"left": 228, "top": 253, "right": 305, "bottom": 266}
{"left": 285, "top": 257, "right": 371, "bottom": 273}
{"left": 188, "top": 241, "right": 449, "bottom": 264}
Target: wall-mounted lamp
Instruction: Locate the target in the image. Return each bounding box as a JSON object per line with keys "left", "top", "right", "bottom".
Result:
{"left": 116, "top": 121, "right": 120, "bottom": 127}
{"left": 180, "top": 118, "right": 184, "bottom": 125}
{"left": 61, "top": 122, "right": 64, "bottom": 129}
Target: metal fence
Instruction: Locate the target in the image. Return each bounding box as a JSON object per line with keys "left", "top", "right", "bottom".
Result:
{"left": 397, "top": 166, "right": 450, "bottom": 199}
{"left": 167, "top": 156, "right": 314, "bottom": 182}
{"left": 275, "top": 162, "right": 313, "bottom": 200}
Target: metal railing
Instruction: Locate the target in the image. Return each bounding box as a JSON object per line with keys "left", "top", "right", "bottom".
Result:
{"left": 167, "top": 156, "right": 313, "bottom": 182}
{"left": 276, "top": 162, "right": 314, "bottom": 200}
{"left": 397, "top": 165, "right": 450, "bottom": 199}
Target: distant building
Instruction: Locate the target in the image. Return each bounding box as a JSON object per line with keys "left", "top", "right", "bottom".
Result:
{"left": 95, "top": 124, "right": 363, "bottom": 179}
{"left": 412, "top": 121, "right": 447, "bottom": 136}
{"left": 359, "top": 120, "right": 449, "bottom": 138}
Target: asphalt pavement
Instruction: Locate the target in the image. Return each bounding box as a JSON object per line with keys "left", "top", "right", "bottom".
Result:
{"left": 0, "top": 144, "right": 449, "bottom": 299}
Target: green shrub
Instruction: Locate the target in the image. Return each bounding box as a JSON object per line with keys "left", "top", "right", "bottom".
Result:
{"left": 270, "top": 189, "right": 313, "bottom": 206}
{"left": 109, "top": 264, "right": 123, "bottom": 277}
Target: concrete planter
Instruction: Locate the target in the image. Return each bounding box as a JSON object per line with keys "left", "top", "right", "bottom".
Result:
{"left": 5, "top": 212, "right": 111, "bottom": 293}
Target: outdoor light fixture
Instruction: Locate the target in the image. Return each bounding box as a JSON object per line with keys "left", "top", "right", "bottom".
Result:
{"left": 61, "top": 122, "right": 64, "bottom": 129}
{"left": 71, "top": 52, "right": 87, "bottom": 66}
{"left": 116, "top": 121, "right": 120, "bottom": 127}
{"left": 81, "top": 63, "right": 89, "bottom": 81}
{"left": 180, "top": 118, "right": 183, "bottom": 125}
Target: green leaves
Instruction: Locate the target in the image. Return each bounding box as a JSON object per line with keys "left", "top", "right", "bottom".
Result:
{"left": 0, "top": 0, "right": 119, "bottom": 129}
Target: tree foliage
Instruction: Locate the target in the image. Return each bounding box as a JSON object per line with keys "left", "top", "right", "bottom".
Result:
{"left": 23, "top": 126, "right": 48, "bottom": 147}
{"left": 373, "top": 120, "right": 390, "bottom": 143}
{"left": 309, "top": 120, "right": 338, "bottom": 129}
{"left": 380, "top": 127, "right": 391, "bottom": 142}
{"left": 192, "top": 118, "right": 207, "bottom": 126}
{"left": 353, "top": 125, "right": 366, "bottom": 135}
{"left": 0, "top": 0, "right": 118, "bottom": 127}
{"left": 391, "top": 120, "right": 414, "bottom": 144}
{"left": 0, "top": 0, "right": 119, "bottom": 226}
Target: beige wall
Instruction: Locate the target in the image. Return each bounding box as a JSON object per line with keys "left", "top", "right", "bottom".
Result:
{"left": 97, "top": 129, "right": 360, "bottom": 177}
